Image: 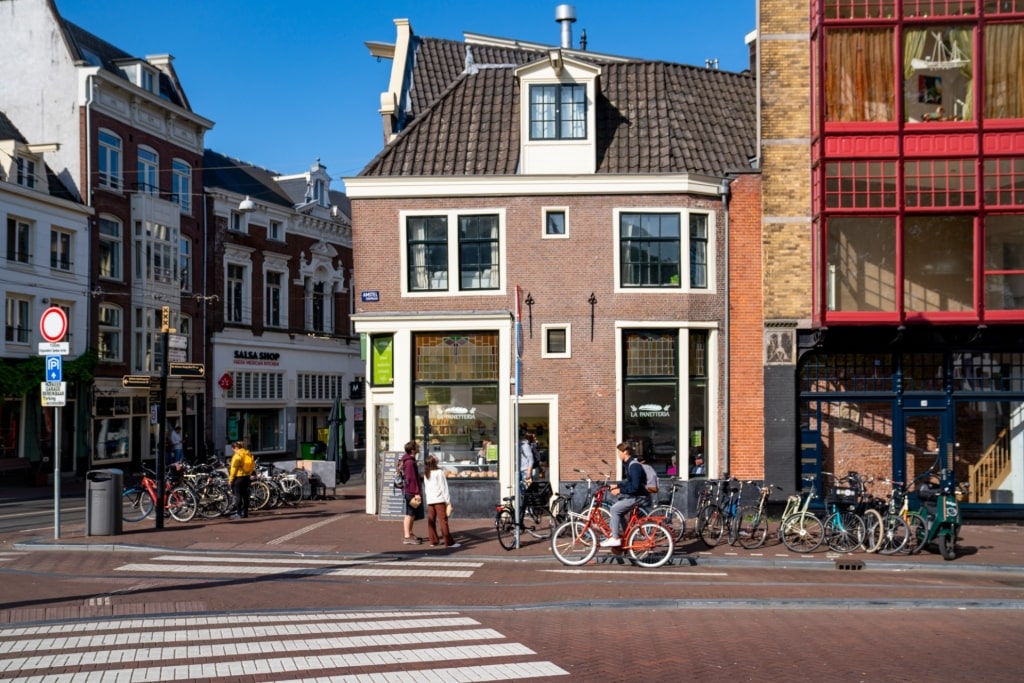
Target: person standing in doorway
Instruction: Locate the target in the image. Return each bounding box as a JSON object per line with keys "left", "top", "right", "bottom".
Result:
{"left": 228, "top": 440, "right": 254, "bottom": 519}
{"left": 169, "top": 424, "right": 184, "bottom": 464}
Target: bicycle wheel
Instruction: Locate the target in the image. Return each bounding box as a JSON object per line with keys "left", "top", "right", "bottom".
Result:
{"left": 904, "top": 511, "right": 928, "bottom": 555}
{"left": 279, "top": 477, "right": 303, "bottom": 505}
{"left": 196, "top": 483, "right": 229, "bottom": 519}
{"left": 249, "top": 480, "right": 271, "bottom": 511}
{"left": 861, "top": 508, "right": 884, "bottom": 553}
{"left": 525, "top": 505, "right": 554, "bottom": 539}
{"left": 824, "top": 511, "right": 866, "bottom": 553}
{"left": 736, "top": 506, "right": 770, "bottom": 549}
{"left": 647, "top": 505, "right": 686, "bottom": 543}
{"left": 875, "top": 514, "right": 910, "bottom": 555}
{"left": 550, "top": 518, "right": 597, "bottom": 566}
{"left": 627, "top": 521, "right": 674, "bottom": 568}
{"left": 167, "top": 486, "right": 197, "bottom": 522}
{"left": 780, "top": 512, "right": 824, "bottom": 553}
{"left": 121, "top": 486, "right": 153, "bottom": 523}
{"left": 495, "top": 508, "right": 516, "bottom": 550}
{"left": 728, "top": 510, "right": 742, "bottom": 545}
{"left": 698, "top": 507, "right": 726, "bottom": 547}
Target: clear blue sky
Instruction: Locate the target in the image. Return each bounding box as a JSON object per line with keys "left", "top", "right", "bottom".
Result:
{"left": 56, "top": 0, "right": 755, "bottom": 189}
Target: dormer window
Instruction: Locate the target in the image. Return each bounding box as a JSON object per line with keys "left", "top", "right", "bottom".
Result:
{"left": 313, "top": 179, "right": 326, "bottom": 206}
{"left": 122, "top": 62, "right": 157, "bottom": 94}
{"left": 529, "top": 84, "right": 586, "bottom": 140}
{"left": 15, "top": 157, "right": 36, "bottom": 189}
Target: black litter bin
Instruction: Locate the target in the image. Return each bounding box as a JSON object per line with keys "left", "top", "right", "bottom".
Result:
{"left": 86, "top": 468, "right": 123, "bottom": 536}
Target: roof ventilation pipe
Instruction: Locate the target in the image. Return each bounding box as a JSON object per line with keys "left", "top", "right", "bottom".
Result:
{"left": 555, "top": 4, "right": 576, "bottom": 49}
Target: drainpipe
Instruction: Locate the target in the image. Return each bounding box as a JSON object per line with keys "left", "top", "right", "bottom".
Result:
{"left": 719, "top": 177, "right": 732, "bottom": 475}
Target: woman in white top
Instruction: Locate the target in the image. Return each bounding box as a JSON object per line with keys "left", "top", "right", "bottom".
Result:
{"left": 422, "top": 455, "right": 460, "bottom": 548}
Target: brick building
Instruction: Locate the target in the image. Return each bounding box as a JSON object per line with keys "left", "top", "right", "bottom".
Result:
{"left": 758, "top": 0, "right": 1024, "bottom": 512}
{"left": 347, "top": 13, "right": 758, "bottom": 516}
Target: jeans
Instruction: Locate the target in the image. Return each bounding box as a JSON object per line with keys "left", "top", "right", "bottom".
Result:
{"left": 609, "top": 495, "right": 642, "bottom": 539}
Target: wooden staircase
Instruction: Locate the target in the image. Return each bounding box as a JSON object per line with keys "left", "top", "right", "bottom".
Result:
{"left": 969, "top": 427, "right": 1012, "bottom": 503}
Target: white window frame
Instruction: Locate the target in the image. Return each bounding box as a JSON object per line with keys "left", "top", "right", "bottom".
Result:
{"left": 265, "top": 269, "right": 284, "bottom": 328}
{"left": 98, "top": 303, "right": 122, "bottom": 362}
{"left": 4, "top": 295, "right": 31, "bottom": 345}
{"left": 400, "top": 208, "right": 506, "bottom": 296}
{"left": 541, "top": 323, "right": 572, "bottom": 359}
{"left": 50, "top": 228, "right": 73, "bottom": 272}
{"left": 98, "top": 129, "right": 122, "bottom": 191}
{"left": 98, "top": 215, "right": 123, "bottom": 281}
{"left": 137, "top": 146, "right": 158, "bottom": 195}
{"left": 268, "top": 219, "right": 284, "bottom": 241}
{"left": 172, "top": 159, "right": 191, "bottom": 213}
{"left": 612, "top": 207, "right": 717, "bottom": 294}
{"left": 6, "top": 216, "right": 32, "bottom": 264}
{"left": 542, "top": 206, "right": 569, "bottom": 239}
{"left": 15, "top": 156, "right": 37, "bottom": 189}
{"left": 179, "top": 236, "right": 191, "bottom": 292}
{"left": 229, "top": 210, "right": 247, "bottom": 234}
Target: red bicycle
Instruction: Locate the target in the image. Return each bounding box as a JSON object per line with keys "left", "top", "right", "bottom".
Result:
{"left": 550, "top": 478, "right": 674, "bottom": 568}
{"left": 121, "top": 465, "right": 198, "bottom": 523}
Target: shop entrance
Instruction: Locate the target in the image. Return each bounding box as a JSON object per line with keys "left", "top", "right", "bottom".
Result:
{"left": 518, "top": 398, "right": 555, "bottom": 481}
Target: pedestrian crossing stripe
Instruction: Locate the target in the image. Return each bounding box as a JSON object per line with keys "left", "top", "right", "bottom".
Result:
{"left": 0, "top": 611, "right": 569, "bottom": 681}
{"left": 114, "top": 555, "right": 483, "bottom": 578}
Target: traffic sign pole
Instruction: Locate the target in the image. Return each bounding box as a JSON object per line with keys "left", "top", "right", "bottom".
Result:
{"left": 39, "top": 306, "right": 67, "bottom": 540}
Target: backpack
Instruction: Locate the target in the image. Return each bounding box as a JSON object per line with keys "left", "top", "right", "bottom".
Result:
{"left": 641, "top": 462, "right": 659, "bottom": 494}
{"left": 393, "top": 456, "right": 406, "bottom": 490}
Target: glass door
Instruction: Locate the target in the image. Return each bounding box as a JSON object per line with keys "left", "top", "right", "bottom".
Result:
{"left": 902, "top": 409, "right": 949, "bottom": 485}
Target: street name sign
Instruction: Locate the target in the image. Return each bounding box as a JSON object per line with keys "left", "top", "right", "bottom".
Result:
{"left": 122, "top": 375, "right": 154, "bottom": 388}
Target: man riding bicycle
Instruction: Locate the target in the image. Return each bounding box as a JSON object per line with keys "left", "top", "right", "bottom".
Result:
{"left": 600, "top": 442, "right": 648, "bottom": 548}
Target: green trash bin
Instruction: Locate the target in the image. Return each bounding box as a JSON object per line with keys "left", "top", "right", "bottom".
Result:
{"left": 86, "top": 468, "right": 123, "bottom": 536}
{"left": 300, "top": 442, "right": 315, "bottom": 459}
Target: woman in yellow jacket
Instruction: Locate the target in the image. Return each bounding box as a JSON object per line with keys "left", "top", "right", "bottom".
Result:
{"left": 228, "top": 441, "right": 255, "bottom": 519}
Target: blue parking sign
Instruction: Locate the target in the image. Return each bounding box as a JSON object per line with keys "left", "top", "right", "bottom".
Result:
{"left": 45, "top": 355, "right": 62, "bottom": 382}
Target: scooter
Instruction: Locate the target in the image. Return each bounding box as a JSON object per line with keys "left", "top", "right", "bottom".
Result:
{"left": 911, "top": 465, "right": 967, "bottom": 561}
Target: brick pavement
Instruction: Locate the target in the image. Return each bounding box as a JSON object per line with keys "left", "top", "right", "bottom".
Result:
{"left": 3, "top": 478, "right": 1024, "bottom": 572}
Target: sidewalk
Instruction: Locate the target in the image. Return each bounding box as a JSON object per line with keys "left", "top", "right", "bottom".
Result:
{"left": 3, "top": 478, "right": 1024, "bottom": 572}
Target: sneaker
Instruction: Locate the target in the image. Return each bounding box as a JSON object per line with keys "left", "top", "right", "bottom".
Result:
{"left": 599, "top": 536, "right": 621, "bottom": 547}
{"left": 403, "top": 537, "right": 422, "bottom": 545}
{"left": 447, "top": 542, "right": 462, "bottom": 549}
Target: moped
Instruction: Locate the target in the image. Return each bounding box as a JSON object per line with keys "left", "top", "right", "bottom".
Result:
{"left": 910, "top": 465, "right": 967, "bottom": 561}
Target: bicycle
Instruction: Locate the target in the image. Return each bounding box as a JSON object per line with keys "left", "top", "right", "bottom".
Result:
{"left": 864, "top": 477, "right": 911, "bottom": 555}
{"left": 549, "top": 469, "right": 596, "bottom": 524}
{"left": 693, "top": 477, "right": 729, "bottom": 537}
{"left": 550, "top": 479, "right": 674, "bottom": 568}
{"left": 733, "top": 481, "right": 782, "bottom": 549}
{"left": 779, "top": 475, "right": 825, "bottom": 553}
{"left": 646, "top": 478, "right": 687, "bottom": 543}
{"left": 821, "top": 471, "right": 866, "bottom": 553}
{"left": 699, "top": 477, "right": 745, "bottom": 547}
{"left": 494, "top": 480, "right": 555, "bottom": 550}
{"left": 121, "top": 465, "right": 198, "bottom": 523}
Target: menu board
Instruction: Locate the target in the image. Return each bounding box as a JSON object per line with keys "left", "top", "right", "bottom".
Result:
{"left": 378, "top": 451, "right": 408, "bottom": 520}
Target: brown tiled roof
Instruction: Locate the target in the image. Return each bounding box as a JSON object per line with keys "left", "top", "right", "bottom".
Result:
{"left": 362, "top": 38, "right": 755, "bottom": 178}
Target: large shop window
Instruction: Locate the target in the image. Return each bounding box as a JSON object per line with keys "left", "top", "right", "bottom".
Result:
{"left": 903, "top": 215, "right": 974, "bottom": 312}
{"left": 623, "top": 330, "right": 696, "bottom": 475}
{"left": 227, "top": 409, "right": 284, "bottom": 453}
{"left": 985, "top": 215, "right": 1024, "bottom": 310}
{"left": 413, "top": 332, "right": 499, "bottom": 479}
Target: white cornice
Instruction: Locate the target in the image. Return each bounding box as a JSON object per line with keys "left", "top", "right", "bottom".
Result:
{"left": 86, "top": 69, "right": 214, "bottom": 131}
{"left": 343, "top": 174, "right": 723, "bottom": 199}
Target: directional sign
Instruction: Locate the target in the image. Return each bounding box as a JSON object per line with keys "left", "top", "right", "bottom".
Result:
{"left": 169, "top": 362, "right": 205, "bottom": 378}
{"left": 40, "top": 381, "right": 66, "bottom": 407}
{"left": 45, "top": 355, "right": 62, "bottom": 382}
{"left": 122, "top": 375, "right": 154, "bottom": 388}
{"left": 39, "top": 307, "right": 68, "bottom": 343}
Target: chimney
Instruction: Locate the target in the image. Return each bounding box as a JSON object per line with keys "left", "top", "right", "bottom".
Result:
{"left": 555, "top": 4, "right": 576, "bottom": 49}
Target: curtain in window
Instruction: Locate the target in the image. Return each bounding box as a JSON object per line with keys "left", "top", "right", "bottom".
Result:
{"left": 985, "top": 23, "right": 1024, "bottom": 119}
{"left": 409, "top": 221, "right": 429, "bottom": 290}
{"left": 826, "top": 28, "right": 895, "bottom": 122}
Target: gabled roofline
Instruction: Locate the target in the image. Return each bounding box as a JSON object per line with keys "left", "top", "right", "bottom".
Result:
{"left": 463, "top": 31, "right": 635, "bottom": 63}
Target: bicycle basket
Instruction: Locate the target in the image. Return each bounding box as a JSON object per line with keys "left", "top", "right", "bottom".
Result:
{"left": 523, "top": 481, "right": 552, "bottom": 507}
{"left": 828, "top": 487, "right": 858, "bottom": 511}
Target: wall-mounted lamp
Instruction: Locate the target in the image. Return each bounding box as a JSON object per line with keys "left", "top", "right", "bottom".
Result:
{"left": 238, "top": 196, "right": 256, "bottom": 212}
{"left": 524, "top": 293, "right": 535, "bottom": 338}
{"left": 588, "top": 292, "right": 597, "bottom": 341}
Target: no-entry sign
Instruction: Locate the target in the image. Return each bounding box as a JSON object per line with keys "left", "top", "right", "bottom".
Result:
{"left": 39, "top": 307, "right": 68, "bottom": 343}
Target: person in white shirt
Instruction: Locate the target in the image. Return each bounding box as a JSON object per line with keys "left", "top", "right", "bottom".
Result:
{"left": 422, "top": 455, "right": 460, "bottom": 548}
